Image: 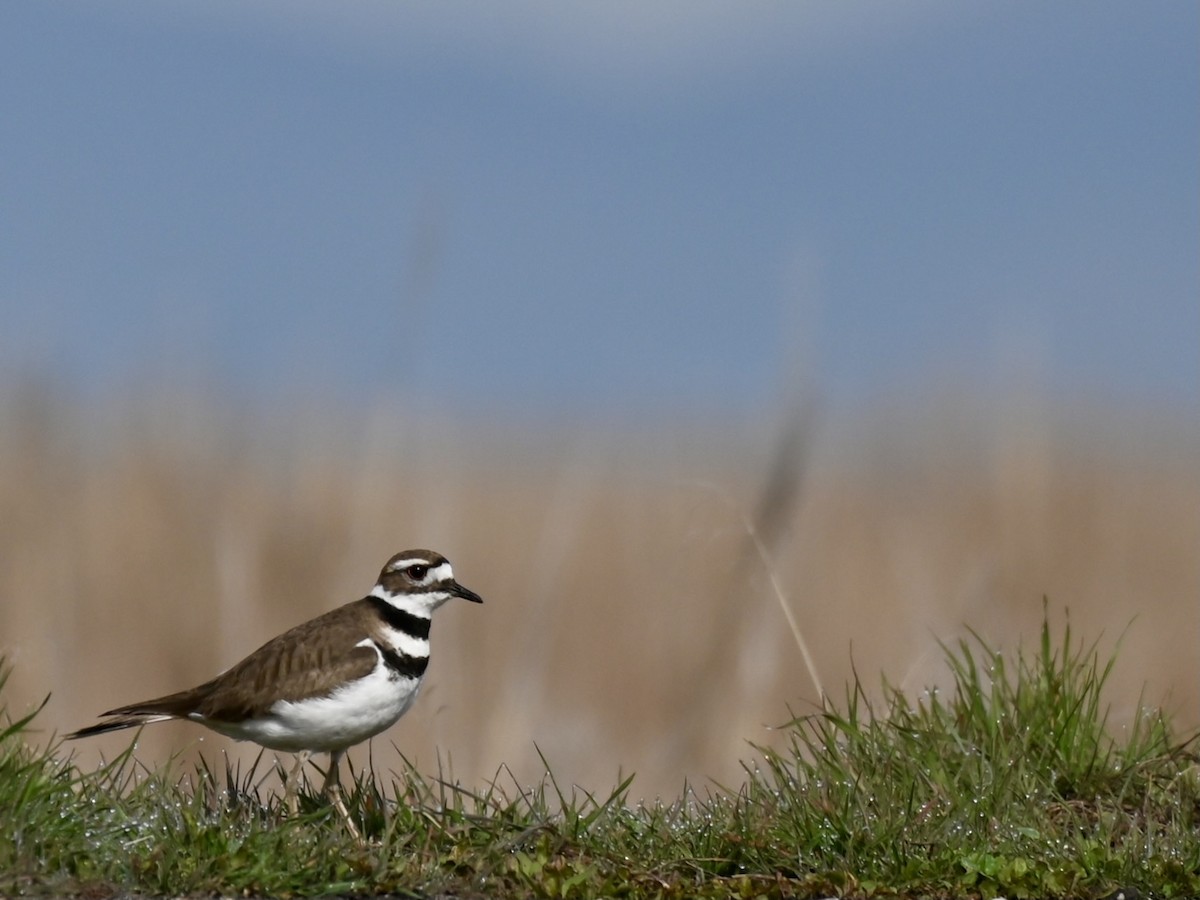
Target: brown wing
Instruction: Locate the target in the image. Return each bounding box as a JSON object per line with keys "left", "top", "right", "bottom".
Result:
{"left": 92, "top": 682, "right": 212, "bottom": 720}
{"left": 194, "top": 599, "right": 381, "bottom": 722}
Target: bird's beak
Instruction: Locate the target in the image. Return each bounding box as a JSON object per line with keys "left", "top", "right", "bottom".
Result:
{"left": 451, "top": 581, "right": 484, "bottom": 604}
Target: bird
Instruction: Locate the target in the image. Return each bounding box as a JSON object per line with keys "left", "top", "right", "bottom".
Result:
{"left": 67, "top": 549, "right": 482, "bottom": 838}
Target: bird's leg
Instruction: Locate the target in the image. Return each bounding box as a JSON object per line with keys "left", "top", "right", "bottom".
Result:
{"left": 283, "top": 750, "right": 310, "bottom": 815}
{"left": 322, "top": 749, "right": 362, "bottom": 842}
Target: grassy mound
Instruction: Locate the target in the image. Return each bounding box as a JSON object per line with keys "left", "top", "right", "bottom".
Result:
{"left": 2, "top": 615, "right": 1197, "bottom": 898}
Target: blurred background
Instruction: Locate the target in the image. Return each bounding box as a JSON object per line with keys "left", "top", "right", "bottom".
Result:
{"left": 1, "top": 2, "right": 1197, "bottom": 799}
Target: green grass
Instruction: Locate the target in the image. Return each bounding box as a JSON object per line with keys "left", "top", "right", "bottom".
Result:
{"left": 3, "top": 614, "right": 1199, "bottom": 899}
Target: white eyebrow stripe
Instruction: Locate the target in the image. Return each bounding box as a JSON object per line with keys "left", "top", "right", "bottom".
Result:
{"left": 388, "top": 559, "right": 454, "bottom": 581}
{"left": 390, "top": 557, "right": 432, "bottom": 569}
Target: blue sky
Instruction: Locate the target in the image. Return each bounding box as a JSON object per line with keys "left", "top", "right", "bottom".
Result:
{"left": 2, "top": 2, "right": 1196, "bottom": 423}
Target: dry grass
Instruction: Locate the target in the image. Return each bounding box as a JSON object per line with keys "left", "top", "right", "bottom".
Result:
{"left": 1, "top": 382, "right": 1196, "bottom": 800}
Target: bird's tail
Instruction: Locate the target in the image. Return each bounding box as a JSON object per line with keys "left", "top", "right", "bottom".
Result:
{"left": 66, "top": 712, "right": 175, "bottom": 740}
{"left": 66, "top": 688, "right": 203, "bottom": 740}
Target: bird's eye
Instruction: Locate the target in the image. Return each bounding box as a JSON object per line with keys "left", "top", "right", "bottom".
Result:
{"left": 405, "top": 564, "right": 429, "bottom": 580}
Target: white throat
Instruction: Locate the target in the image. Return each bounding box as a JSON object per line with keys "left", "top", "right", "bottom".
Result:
{"left": 370, "top": 583, "right": 450, "bottom": 617}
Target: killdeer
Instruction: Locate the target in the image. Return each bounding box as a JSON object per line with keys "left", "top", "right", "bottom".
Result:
{"left": 68, "top": 549, "right": 482, "bottom": 837}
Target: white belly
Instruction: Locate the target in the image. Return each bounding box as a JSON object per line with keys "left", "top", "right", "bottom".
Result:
{"left": 202, "top": 665, "right": 421, "bottom": 753}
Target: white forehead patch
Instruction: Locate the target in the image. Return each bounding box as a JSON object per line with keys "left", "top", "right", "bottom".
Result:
{"left": 427, "top": 561, "right": 454, "bottom": 583}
